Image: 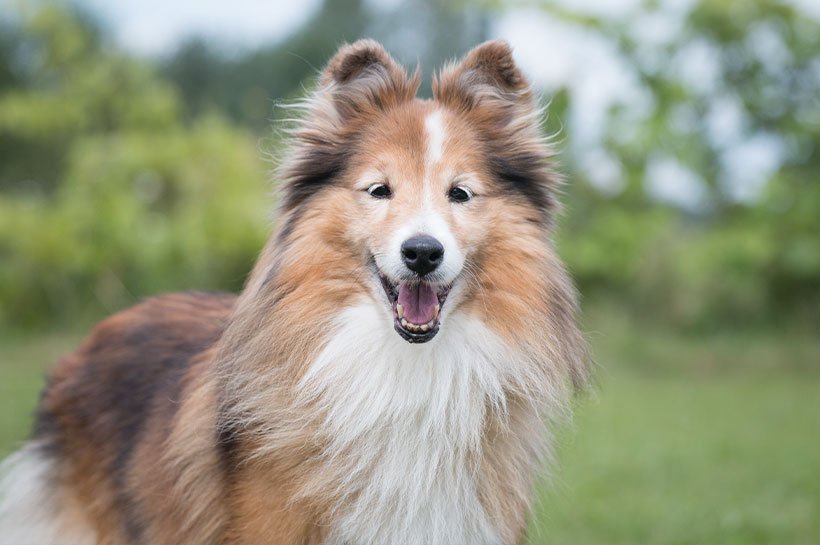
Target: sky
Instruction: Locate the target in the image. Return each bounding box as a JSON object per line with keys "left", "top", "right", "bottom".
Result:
{"left": 72, "top": 0, "right": 819, "bottom": 59}
{"left": 68, "top": 0, "right": 813, "bottom": 207}
{"left": 76, "top": 0, "right": 323, "bottom": 57}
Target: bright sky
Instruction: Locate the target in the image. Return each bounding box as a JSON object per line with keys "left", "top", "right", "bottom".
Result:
{"left": 77, "top": 0, "right": 323, "bottom": 57}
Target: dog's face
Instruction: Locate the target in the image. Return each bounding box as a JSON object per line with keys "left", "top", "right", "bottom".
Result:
{"left": 346, "top": 105, "right": 493, "bottom": 342}
{"left": 277, "top": 40, "right": 559, "bottom": 344}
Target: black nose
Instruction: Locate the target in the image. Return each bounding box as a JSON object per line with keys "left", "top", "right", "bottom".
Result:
{"left": 401, "top": 235, "right": 444, "bottom": 276}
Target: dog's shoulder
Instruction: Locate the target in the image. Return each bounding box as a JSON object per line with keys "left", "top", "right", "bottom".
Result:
{"left": 41, "top": 291, "right": 234, "bottom": 401}
{"left": 33, "top": 290, "right": 235, "bottom": 467}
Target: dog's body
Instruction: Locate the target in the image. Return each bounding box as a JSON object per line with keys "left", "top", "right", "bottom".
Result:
{"left": 0, "top": 40, "right": 587, "bottom": 545}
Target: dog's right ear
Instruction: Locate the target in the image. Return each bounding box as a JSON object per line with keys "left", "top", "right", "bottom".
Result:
{"left": 279, "top": 41, "right": 417, "bottom": 212}
{"left": 313, "top": 39, "right": 418, "bottom": 126}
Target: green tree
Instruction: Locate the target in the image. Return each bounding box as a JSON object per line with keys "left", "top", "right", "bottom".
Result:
{"left": 0, "top": 5, "right": 269, "bottom": 328}
{"left": 544, "top": 0, "right": 820, "bottom": 328}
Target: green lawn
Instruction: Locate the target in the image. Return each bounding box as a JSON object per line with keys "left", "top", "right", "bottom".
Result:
{"left": 530, "top": 376, "right": 820, "bottom": 544}
{"left": 0, "top": 331, "right": 80, "bottom": 457}
{"left": 1, "top": 316, "right": 818, "bottom": 544}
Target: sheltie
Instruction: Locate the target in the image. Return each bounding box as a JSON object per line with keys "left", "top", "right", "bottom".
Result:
{"left": 0, "top": 40, "right": 587, "bottom": 545}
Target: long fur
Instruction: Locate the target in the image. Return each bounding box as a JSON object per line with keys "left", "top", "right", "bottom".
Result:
{"left": 0, "top": 40, "right": 587, "bottom": 545}
{"left": 0, "top": 443, "right": 96, "bottom": 545}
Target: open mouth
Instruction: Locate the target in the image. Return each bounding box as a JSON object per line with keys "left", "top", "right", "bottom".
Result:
{"left": 378, "top": 273, "right": 451, "bottom": 343}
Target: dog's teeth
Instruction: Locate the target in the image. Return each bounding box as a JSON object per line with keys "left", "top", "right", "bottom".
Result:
{"left": 396, "top": 304, "right": 404, "bottom": 319}
{"left": 433, "top": 304, "right": 440, "bottom": 319}
{"left": 401, "top": 318, "right": 408, "bottom": 328}
{"left": 420, "top": 324, "right": 430, "bottom": 332}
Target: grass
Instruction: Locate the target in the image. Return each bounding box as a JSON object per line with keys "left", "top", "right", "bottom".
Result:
{"left": 1, "top": 310, "right": 818, "bottom": 544}
{"left": 0, "top": 331, "right": 80, "bottom": 457}
{"left": 530, "top": 377, "right": 820, "bottom": 544}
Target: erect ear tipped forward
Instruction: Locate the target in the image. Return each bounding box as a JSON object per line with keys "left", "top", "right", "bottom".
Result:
{"left": 433, "top": 40, "right": 535, "bottom": 119}
{"left": 321, "top": 39, "right": 402, "bottom": 86}
{"left": 317, "top": 39, "right": 419, "bottom": 123}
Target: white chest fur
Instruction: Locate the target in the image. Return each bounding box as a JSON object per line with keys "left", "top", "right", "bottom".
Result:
{"left": 297, "top": 302, "right": 518, "bottom": 545}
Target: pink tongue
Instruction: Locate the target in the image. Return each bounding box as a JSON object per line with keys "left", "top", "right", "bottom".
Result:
{"left": 398, "top": 283, "right": 438, "bottom": 325}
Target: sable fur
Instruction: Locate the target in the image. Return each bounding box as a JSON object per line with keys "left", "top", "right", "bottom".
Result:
{"left": 0, "top": 40, "right": 587, "bottom": 545}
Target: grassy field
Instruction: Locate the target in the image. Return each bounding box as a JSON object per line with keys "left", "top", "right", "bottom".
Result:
{"left": 531, "top": 377, "right": 820, "bottom": 544}
{"left": 1, "top": 313, "right": 818, "bottom": 544}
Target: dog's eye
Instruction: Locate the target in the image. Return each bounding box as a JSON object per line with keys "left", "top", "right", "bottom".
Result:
{"left": 448, "top": 186, "right": 473, "bottom": 203}
{"left": 367, "top": 183, "right": 392, "bottom": 199}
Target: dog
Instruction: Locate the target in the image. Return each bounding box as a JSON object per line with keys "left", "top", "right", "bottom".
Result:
{"left": 0, "top": 39, "right": 587, "bottom": 545}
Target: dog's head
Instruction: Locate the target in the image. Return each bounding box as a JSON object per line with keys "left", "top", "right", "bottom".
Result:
{"left": 274, "top": 40, "right": 564, "bottom": 345}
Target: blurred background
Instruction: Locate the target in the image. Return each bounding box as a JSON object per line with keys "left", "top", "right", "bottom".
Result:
{"left": 0, "top": 0, "right": 818, "bottom": 542}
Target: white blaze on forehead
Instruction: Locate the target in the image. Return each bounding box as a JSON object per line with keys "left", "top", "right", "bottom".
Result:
{"left": 424, "top": 110, "right": 446, "bottom": 166}
{"left": 374, "top": 109, "right": 465, "bottom": 285}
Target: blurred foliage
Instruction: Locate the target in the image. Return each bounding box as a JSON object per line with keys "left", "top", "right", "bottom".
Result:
{"left": 546, "top": 0, "right": 820, "bottom": 330}
{"left": 161, "top": 0, "right": 486, "bottom": 130}
{"left": 161, "top": 0, "right": 371, "bottom": 131}
{"left": 0, "top": 4, "right": 269, "bottom": 327}
{"left": 0, "top": 1, "right": 818, "bottom": 332}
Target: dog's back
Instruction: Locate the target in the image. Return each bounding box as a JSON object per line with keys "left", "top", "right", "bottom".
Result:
{"left": 0, "top": 292, "right": 234, "bottom": 544}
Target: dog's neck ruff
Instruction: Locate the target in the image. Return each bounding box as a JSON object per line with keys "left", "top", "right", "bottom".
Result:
{"left": 296, "top": 300, "right": 516, "bottom": 545}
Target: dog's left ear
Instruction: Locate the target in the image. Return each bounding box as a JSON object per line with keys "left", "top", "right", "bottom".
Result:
{"left": 433, "top": 40, "right": 536, "bottom": 127}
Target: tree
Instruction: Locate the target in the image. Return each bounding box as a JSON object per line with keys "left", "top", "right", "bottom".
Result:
{"left": 0, "top": 5, "right": 269, "bottom": 328}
